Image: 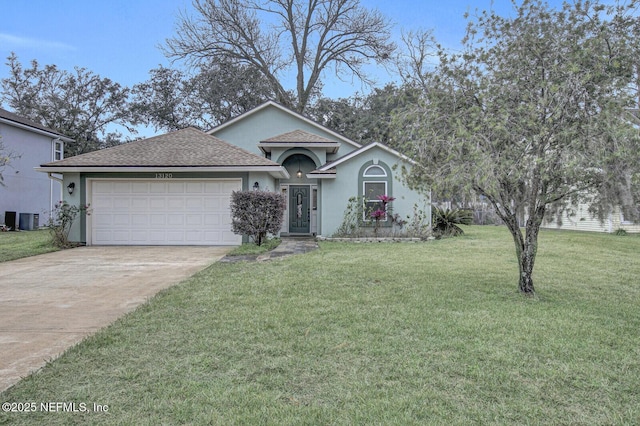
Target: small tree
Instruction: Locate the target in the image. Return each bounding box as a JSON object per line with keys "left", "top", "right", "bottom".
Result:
{"left": 394, "top": 0, "right": 640, "bottom": 294}
{"left": 230, "top": 190, "right": 286, "bottom": 246}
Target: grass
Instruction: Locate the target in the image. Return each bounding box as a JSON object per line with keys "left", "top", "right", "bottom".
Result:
{"left": 1, "top": 226, "right": 639, "bottom": 424}
{"left": 226, "top": 237, "right": 281, "bottom": 256}
{"left": 0, "top": 229, "right": 58, "bottom": 262}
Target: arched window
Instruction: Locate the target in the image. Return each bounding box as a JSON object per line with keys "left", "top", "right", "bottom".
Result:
{"left": 360, "top": 161, "right": 392, "bottom": 222}
{"left": 363, "top": 165, "right": 387, "bottom": 177}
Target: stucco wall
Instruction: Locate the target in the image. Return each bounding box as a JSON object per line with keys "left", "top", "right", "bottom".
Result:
{"left": 210, "top": 105, "right": 359, "bottom": 160}
{"left": 0, "top": 123, "right": 61, "bottom": 227}
{"left": 318, "top": 146, "right": 430, "bottom": 237}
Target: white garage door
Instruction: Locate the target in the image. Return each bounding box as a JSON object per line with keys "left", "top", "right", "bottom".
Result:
{"left": 90, "top": 179, "right": 242, "bottom": 246}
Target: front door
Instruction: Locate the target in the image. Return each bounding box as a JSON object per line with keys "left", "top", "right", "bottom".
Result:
{"left": 289, "top": 186, "right": 310, "bottom": 233}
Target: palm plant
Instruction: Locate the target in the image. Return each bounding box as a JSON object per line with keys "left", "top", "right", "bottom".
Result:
{"left": 432, "top": 206, "right": 473, "bottom": 238}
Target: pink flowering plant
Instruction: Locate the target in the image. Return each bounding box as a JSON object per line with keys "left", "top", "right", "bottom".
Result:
{"left": 48, "top": 200, "right": 91, "bottom": 248}
{"left": 370, "top": 194, "right": 395, "bottom": 236}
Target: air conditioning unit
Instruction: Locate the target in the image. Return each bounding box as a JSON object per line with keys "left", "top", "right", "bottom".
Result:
{"left": 19, "top": 213, "right": 39, "bottom": 230}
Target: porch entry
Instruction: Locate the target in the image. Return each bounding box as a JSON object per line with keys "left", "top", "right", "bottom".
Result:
{"left": 289, "top": 185, "right": 310, "bottom": 233}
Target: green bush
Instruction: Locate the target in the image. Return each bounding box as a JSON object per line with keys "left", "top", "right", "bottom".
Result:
{"left": 432, "top": 206, "right": 473, "bottom": 238}
{"left": 230, "top": 190, "right": 285, "bottom": 246}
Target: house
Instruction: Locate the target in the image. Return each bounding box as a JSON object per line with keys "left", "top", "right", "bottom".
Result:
{"left": 542, "top": 204, "right": 640, "bottom": 233}
{"left": 37, "top": 101, "right": 429, "bottom": 245}
{"left": 0, "top": 108, "right": 74, "bottom": 230}
{"left": 541, "top": 109, "right": 640, "bottom": 234}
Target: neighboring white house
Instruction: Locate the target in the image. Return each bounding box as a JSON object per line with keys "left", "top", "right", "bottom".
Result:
{"left": 542, "top": 203, "right": 640, "bottom": 233}
{"left": 0, "top": 108, "right": 74, "bottom": 230}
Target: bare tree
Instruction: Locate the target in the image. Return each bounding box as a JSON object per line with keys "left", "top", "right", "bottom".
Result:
{"left": 0, "top": 135, "right": 20, "bottom": 186}
{"left": 164, "top": 0, "right": 395, "bottom": 112}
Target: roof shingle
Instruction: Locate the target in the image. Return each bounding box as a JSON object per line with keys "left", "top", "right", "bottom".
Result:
{"left": 0, "top": 108, "right": 72, "bottom": 140}
{"left": 42, "top": 127, "right": 279, "bottom": 167}
{"left": 261, "top": 129, "right": 337, "bottom": 144}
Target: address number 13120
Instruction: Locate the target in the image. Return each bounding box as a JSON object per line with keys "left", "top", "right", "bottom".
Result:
{"left": 155, "top": 173, "right": 173, "bottom": 179}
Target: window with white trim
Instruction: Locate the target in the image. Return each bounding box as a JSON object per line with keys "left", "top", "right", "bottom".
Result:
{"left": 54, "top": 140, "right": 63, "bottom": 161}
{"left": 360, "top": 161, "right": 392, "bottom": 222}
{"left": 363, "top": 181, "right": 387, "bottom": 221}
{"left": 363, "top": 165, "right": 387, "bottom": 177}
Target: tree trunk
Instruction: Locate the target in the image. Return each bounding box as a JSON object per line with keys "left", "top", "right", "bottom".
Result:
{"left": 475, "top": 186, "right": 543, "bottom": 295}
{"left": 503, "top": 212, "right": 538, "bottom": 294}
{"left": 518, "top": 230, "right": 537, "bottom": 294}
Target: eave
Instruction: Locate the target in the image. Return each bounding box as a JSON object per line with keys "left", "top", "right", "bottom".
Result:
{"left": 35, "top": 165, "right": 291, "bottom": 179}
{"left": 0, "top": 117, "right": 74, "bottom": 142}
{"left": 258, "top": 142, "right": 340, "bottom": 154}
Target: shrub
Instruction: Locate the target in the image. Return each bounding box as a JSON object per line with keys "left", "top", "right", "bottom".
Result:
{"left": 334, "top": 196, "right": 367, "bottom": 237}
{"left": 333, "top": 197, "right": 430, "bottom": 239}
{"left": 230, "top": 190, "right": 286, "bottom": 246}
{"left": 48, "top": 201, "right": 90, "bottom": 248}
{"left": 432, "top": 206, "right": 473, "bottom": 238}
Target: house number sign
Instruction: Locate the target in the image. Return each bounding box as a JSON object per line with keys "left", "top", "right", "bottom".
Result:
{"left": 155, "top": 173, "right": 173, "bottom": 179}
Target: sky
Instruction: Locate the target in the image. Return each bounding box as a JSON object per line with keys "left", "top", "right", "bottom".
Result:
{"left": 1, "top": 0, "right": 572, "bottom": 136}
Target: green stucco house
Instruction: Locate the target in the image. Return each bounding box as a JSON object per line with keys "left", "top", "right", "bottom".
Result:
{"left": 38, "top": 101, "right": 429, "bottom": 245}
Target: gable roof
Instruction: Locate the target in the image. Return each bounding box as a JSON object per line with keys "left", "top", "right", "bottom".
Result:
{"left": 0, "top": 108, "right": 74, "bottom": 142}
{"left": 262, "top": 129, "right": 336, "bottom": 144}
{"left": 38, "top": 127, "right": 288, "bottom": 176}
{"left": 258, "top": 129, "right": 341, "bottom": 154}
{"left": 316, "top": 141, "right": 417, "bottom": 172}
{"left": 208, "top": 101, "right": 362, "bottom": 149}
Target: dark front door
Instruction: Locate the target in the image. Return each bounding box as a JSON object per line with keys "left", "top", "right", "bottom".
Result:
{"left": 289, "top": 186, "right": 310, "bottom": 233}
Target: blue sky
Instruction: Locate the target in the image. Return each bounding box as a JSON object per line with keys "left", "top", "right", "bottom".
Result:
{"left": 1, "top": 0, "right": 573, "bottom": 117}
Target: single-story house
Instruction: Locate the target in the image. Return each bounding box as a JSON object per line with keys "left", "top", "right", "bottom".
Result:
{"left": 542, "top": 204, "right": 640, "bottom": 233}
{"left": 1, "top": 108, "right": 74, "bottom": 229}
{"left": 37, "top": 101, "right": 429, "bottom": 245}
{"left": 541, "top": 109, "right": 640, "bottom": 234}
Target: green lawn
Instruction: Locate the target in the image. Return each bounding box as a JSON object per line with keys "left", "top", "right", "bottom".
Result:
{"left": 1, "top": 226, "right": 639, "bottom": 424}
{"left": 0, "top": 229, "right": 58, "bottom": 262}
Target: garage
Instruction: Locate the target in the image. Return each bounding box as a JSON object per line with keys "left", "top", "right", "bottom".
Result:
{"left": 37, "top": 127, "right": 289, "bottom": 246}
{"left": 89, "top": 179, "right": 242, "bottom": 246}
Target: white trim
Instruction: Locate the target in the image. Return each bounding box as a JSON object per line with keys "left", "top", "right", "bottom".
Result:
{"left": 363, "top": 180, "right": 388, "bottom": 222}
{"left": 258, "top": 142, "right": 340, "bottom": 154}
{"left": 52, "top": 139, "right": 64, "bottom": 161}
{"left": 0, "top": 117, "right": 74, "bottom": 142}
{"left": 318, "top": 142, "right": 417, "bottom": 171}
{"left": 36, "top": 165, "right": 290, "bottom": 179}
{"left": 208, "top": 101, "right": 361, "bottom": 149}
{"left": 85, "top": 177, "right": 243, "bottom": 246}
{"left": 306, "top": 173, "right": 336, "bottom": 179}
{"left": 280, "top": 183, "right": 317, "bottom": 235}
{"left": 363, "top": 164, "right": 387, "bottom": 177}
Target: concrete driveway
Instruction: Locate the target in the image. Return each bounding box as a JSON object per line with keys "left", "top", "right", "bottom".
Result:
{"left": 0, "top": 246, "right": 231, "bottom": 392}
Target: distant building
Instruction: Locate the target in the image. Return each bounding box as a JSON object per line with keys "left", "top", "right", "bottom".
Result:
{"left": 0, "top": 108, "right": 74, "bottom": 229}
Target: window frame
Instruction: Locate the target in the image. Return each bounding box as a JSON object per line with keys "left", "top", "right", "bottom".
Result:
{"left": 363, "top": 180, "right": 388, "bottom": 222}
{"left": 53, "top": 140, "right": 63, "bottom": 161}
{"left": 363, "top": 165, "right": 387, "bottom": 177}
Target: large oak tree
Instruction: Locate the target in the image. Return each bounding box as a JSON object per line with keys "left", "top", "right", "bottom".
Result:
{"left": 394, "top": 0, "right": 640, "bottom": 294}
{"left": 164, "top": 0, "right": 395, "bottom": 113}
{"left": 1, "top": 54, "right": 134, "bottom": 156}
{"left": 130, "top": 59, "right": 278, "bottom": 132}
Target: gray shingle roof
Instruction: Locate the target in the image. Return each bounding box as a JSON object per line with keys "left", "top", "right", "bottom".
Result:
{"left": 0, "top": 108, "right": 73, "bottom": 140}
{"left": 261, "top": 129, "right": 337, "bottom": 144}
{"left": 42, "top": 127, "right": 279, "bottom": 167}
